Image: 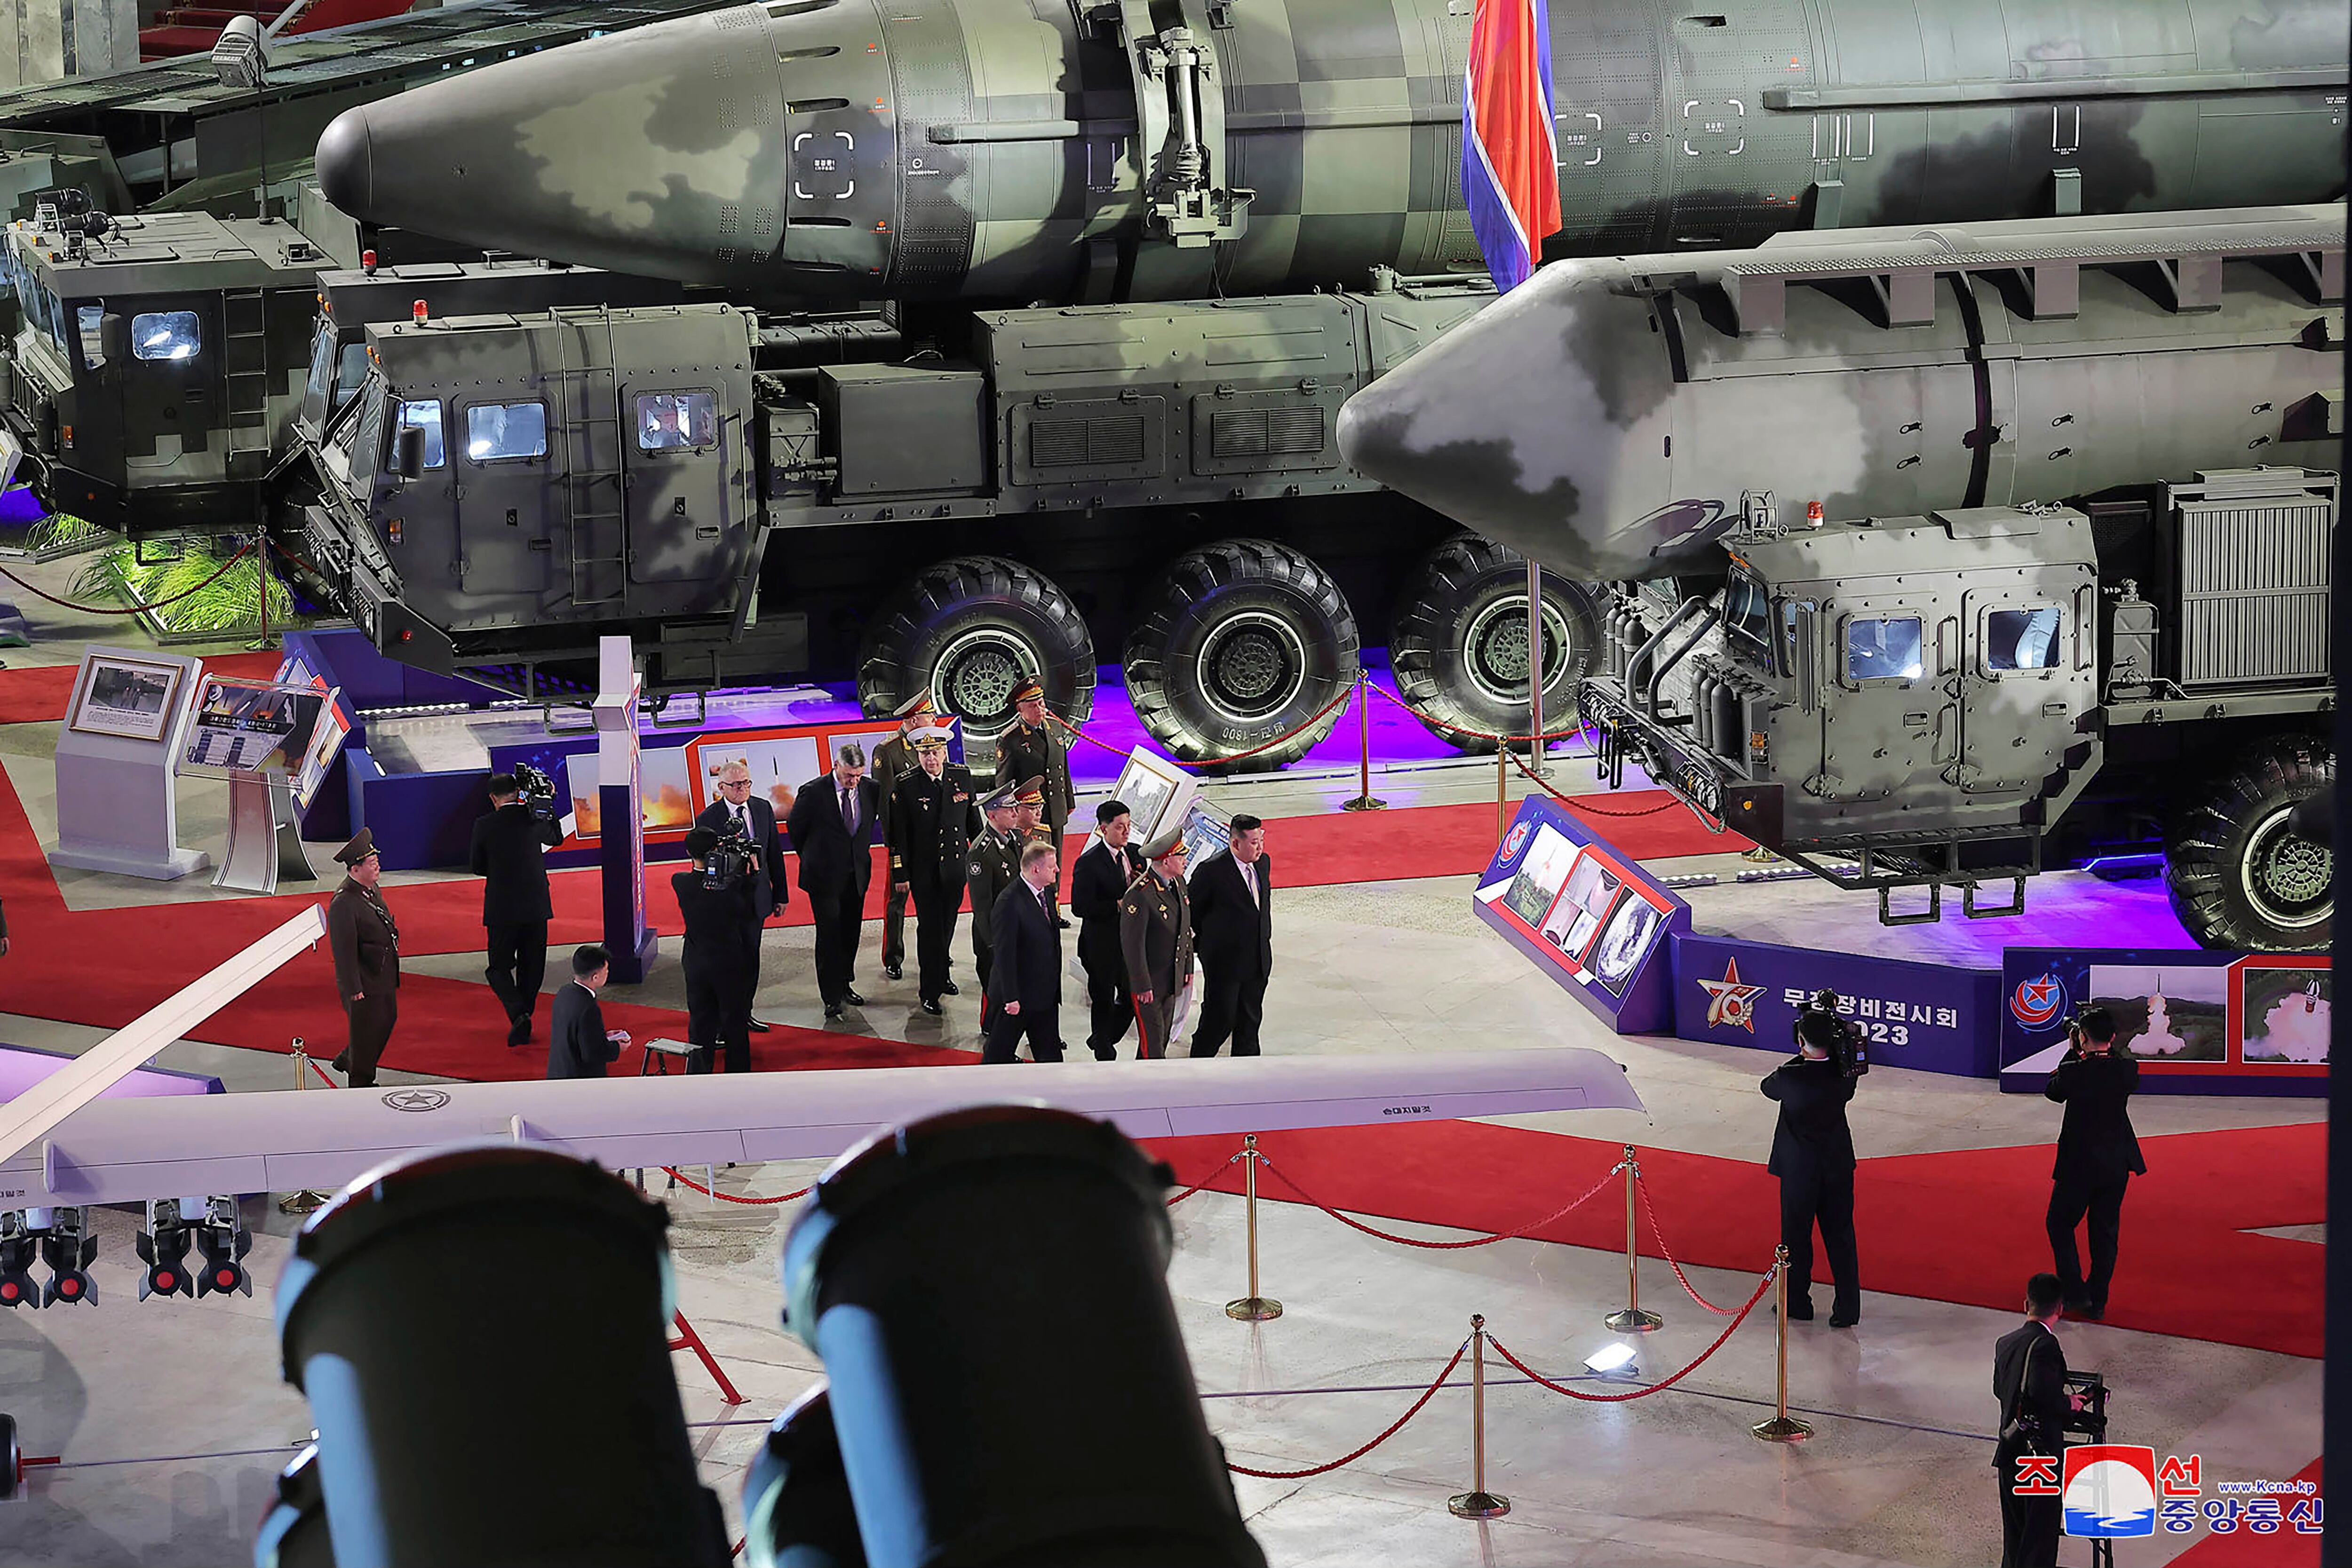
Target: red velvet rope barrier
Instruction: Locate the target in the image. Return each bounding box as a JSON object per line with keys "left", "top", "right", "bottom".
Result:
{"left": 1484, "top": 1269, "right": 1775, "bottom": 1404}
{"left": 1636, "top": 1170, "right": 1745, "bottom": 1315}
{"left": 1049, "top": 681, "right": 1355, "bottom": 767}
{"left": 1165, "top": 1151, "right": 1245, "bottom": 1207}
{"left": 1254, "top": 1152, "right": 1624, "bottom": 1250}
{"left": 1225, "top": 1338, "right": 1470, "bottom": 1480}
{"left": 0, "top": 544, "right": 257, "bottom": 616}
{"left": 661, "top": 1168, "right": 814, "bottom": 1206}
{"left": 1360, "top": 676, "right": 1588, "bottom": 746}
{"left": 1504, "top": 746, "right": 1682, "bottom": 819}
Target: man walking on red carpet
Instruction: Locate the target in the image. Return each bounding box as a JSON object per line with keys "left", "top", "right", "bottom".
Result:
{"left": 325, "top": 828, "right": 400, "bottom": 1088}
{"left": 2043, "top": 1006, "right": 2143, "bottom": 1321}
{"left": 1188, "top": 815, "right": 1272, "bottom": 1058}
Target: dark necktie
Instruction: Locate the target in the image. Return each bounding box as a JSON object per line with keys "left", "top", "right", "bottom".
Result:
{"left": 842, "top": 784, "right": 857, "bottom": 836}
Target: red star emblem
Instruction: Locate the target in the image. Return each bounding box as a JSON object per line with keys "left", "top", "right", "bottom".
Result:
{"left": 1697, "top": 957, "right": 1766, "bottom": 1032}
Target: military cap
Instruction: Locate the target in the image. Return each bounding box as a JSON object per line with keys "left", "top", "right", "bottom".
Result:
{"left": 909, "top": 724, "right": 953, "bottom": 751}
{"left": 893, "top": 692, "right": 938, "bottom": 720}
{"left": 1011, "top": 678, "right": 1046, "bottom": 705}
{"left": 980, "top": 783, "right": 1019, "bottom": 813}
{"left": 1140, "top": 825, "right": 1190, "bottom": 861}
{"left": 1016, "top": 776, "right": 1046, "bottom": 808}
{"left": 334, "top": 827, "right": 379, "bottom": 866}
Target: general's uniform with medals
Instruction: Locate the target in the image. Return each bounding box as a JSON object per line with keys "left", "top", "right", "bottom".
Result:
{"left": 324, "top": 828, "right": 401, "bottom": 1087}
{"left": 993, "top": 680, "right": 1073, "bottom": 884}
{"left": 1119, "top": 827, "right": 1194, "bottom": 1060}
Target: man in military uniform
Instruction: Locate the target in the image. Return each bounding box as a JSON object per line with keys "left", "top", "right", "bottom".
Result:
{"left": 889, "top": 725, "right": 980, "bottom": 1014}
{"left": 325, "top": 828, "right": 401, "bottom": 1087}
{"left": 1072, "top": 798, "right": 1144, "bottom": 1060}
{"left": 872, "top": 692, "right": 940, "bottom": 982}
{"left": 993, "top": 680, "right": 1073, "bottom": 891}
{"left": 1120, "top": 828, "right": 1194, "bottom": 1060}
{"left": 964, "top": 783, "right": 1021, "bottom": 1007}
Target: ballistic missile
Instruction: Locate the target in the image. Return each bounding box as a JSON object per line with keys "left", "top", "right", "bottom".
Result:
{"left": 1334, "top": 203, "right": 2347, "bottom": 581}
{"left": 312, "top": 0, "right": 2348, "bottom": 302}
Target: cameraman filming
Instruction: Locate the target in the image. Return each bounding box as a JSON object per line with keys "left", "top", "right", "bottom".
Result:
{"left": 1760, "top": 992, "right": 1863, "bottom": 1327}
{"left": 469, "top": 770, "right": 564, "bottom": 1046}
{"left": 2044, "top": 1005, "right": 2143, "bottom": 1320}
{"left": 1993, "top": 1272, "right": 2091, "bottom": 1568}
{"left": 674, "top": 827, "right": 757, "bottom": 1074}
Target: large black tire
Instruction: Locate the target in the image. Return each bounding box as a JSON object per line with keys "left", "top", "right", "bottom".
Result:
{"left": 2165, "top": 733, "right": 2333, "bottom": 952}
{"left": 1389, "top": 532, "right": 1603, "bottom": 754}
{"left": 1123, "top": 539, "right": 1359, "bottom": 772}
{"left": 856, "top": 557, "right": 1096, "bottom": 747}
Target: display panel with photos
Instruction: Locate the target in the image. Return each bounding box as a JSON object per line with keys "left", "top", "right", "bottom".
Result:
{"left": 273, "top": 654, "right": 350, "bottom": 810}
{"left": 1477, "top": 819, "right": 1677, "bottom": 997}
{"left": 1106, "top": 746, "right": 1194, "bottom": 844}
{"left": 2241, "top": 963, "right": 2329, "bottom": 1065}
{"left": 2087, "top": 964, "right": 2228, "bottom": 1062}
{"left": 1999, "top": 948, "right": 2330, "bottom": 1086}
{"left": 180, "top": 678, "right": 327, "bottom": 777}
{"left": 1177, "top": 796, "right": 1232, "bottom": 877}
{"left": 71, "top": 653, "right": 186, "bottom": 742}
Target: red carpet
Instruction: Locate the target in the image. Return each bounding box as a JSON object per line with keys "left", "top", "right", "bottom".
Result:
{"left": 0, "top": 649, "right": 284, "bottom": 725}
{"left": 1149, "top": 1118, "right": 2324, "bottom": 1360}
{"left": 2172, "top": 1456, "right": 2322, "bottom": 1564}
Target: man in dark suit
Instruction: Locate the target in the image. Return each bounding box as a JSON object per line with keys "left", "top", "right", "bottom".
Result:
{"left": 964, "top": 785, "right": 1020, "bottom": 1005}
{"left": 548, "top": 944, "right": 630, "bottom": 1079}
{"left": 982, "top": 840, "right": 1065, "bottom": 1064}
{"left": 1993, "top": 1273, "right": 2086, "bottom": 1568}
{"left": 993, "top": 680, "right": 1074, "bottom": 892}
{"left": 888, "top": 726, "right": 979, "bottom": 1014}
{"left": 695, "top": 761, "right": 790, "bottom": 1032}
{"left": 1120, "top": 828, "right": 1193, "bottom": 1060}
{"left": 785, "top": 741, "right": 881, "bottom": 1022}
{"left": 2044, "top": 1006, "right": 2144, "bottom": 1320}
{"left": 1188, "top": 814, "right": 1273, "bottom": 1058}
{"left": 1760, "top": 1011, "right": 1862, "bottom": 1326}
{"left": 673, "top": 827, "right": 757, "bottom": 1074}
{"left": 325, "top": 828, "right": 400, "bottom": 1087}
{"left": 1071, "top": 798, "right": 1144, "bottom": 1059}
{"left": 469, "top": 772, "right": 564, "bottom": 1045}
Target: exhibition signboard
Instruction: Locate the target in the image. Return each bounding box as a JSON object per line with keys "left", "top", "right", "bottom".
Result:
{"left": 1671, "top": 931, "right": 2002, "bottom": 1078}
{"left": 1998, "top": 947, "right": 2328, "bottom": 1096}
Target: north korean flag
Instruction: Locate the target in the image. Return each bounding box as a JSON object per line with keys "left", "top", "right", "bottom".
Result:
{"left": 1462, "top": 0, "right": 1561, "bottom": 292}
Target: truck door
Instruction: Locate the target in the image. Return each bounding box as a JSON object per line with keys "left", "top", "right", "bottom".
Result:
{"left": 622, "top": 386, "right": 735, "bottom": 608}
{"left": 451, "top": 394, "right": 557, "bottom": 597}
{"left": 1818, "top": 594, "right": 1936, "bottom": 808}
{"left": 1956, "top": 583, "right": 2097, "bottom": 803}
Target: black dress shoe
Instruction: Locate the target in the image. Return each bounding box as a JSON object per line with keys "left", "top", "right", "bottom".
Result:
{"left": 2076, "top": 1302, "right": 2106, "bottom": 1322}
{"left": 1828, "top": 1311, "right": 1859, "bottom": 1328}
{"left": 506, "top": 1018, "right": 531, "bottom": 1047}
{"left": 920, "top": 998, "right": 944, "bottom": 1016}
{"left": 842, "top": 989, "right": 867, "bottom": 1007}
{"left": 330, "top": 1052, "right": 350, "bottom": 1075}
{"left": 824, "top": 1004, "right": 845, "bottom": 1022}
{"left": 940, "top": 980, "right": 960, "bottom": 997}
{"left": 884, "top": 964, "right": 903, "bottom": 981}
{"left": 1782, "top": 1298, "right": 1814, "bottom": 1321}
{"left": 2064, "top": 1292, "right": 2092, "bottom": 1316}
{"left": 748, "top": 1017, "right": 772, "bottom": 1032}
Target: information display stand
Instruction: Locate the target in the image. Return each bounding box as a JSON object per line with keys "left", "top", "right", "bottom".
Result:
{"left": 48, "top": 647, "right": 210, "bottom": 882}
{"left": 178, "top": 674, "right": 332, "bottom": 895}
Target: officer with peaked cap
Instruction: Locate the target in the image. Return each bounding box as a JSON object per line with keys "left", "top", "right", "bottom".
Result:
{"left": 325, "top": 828, "right": 401, "bottom": 1086}
{"left": 965, "top": 781, "right": 1022, "bottom": 1008}
{"left": 993, "top": 678, "right": 1073, "bottom": 890}
{"left": 1120, "top": 826, "right": 1194, "bottom": 1060}
{"left": 873, "top": 691, "right": 942, "bottom": 981}
{"left": 1010, "top": 775, "right": 1066, "bottom": 927}
{"left": 888, "top": 724, "right": 980, "bottom": 1013}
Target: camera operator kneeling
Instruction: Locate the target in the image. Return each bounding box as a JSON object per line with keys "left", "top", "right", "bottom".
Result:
{"left": 1761, "top": 993, "right": 1865, "bottom": 1327}
{"left": 675, "top": 827, "right": 757, "bottom": 1074}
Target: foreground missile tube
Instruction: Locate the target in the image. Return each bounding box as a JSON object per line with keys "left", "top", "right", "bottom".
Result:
{"left": 1335, "top": 204, "right": 2347, "bottom": 581}
{"left": 313, "top": 0, "right": 2348, "bottom": 302}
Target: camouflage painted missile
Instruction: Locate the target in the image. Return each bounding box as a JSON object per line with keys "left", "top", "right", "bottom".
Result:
{"left": 1335, "top": 204, "right": 2347, "bottom": 581}
{"left": 313, "top": 0, "right": 2348, "bottom": 301}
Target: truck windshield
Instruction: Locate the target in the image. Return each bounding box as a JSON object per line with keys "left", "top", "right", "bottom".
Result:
{"left": 340, "top": 382, "right": 387, "bottom": 499}
{"left": 1722, "top": 571, "right": 1772, "bottom": 657}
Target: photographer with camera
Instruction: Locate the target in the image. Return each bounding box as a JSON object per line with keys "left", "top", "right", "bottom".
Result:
{"left": 2044, "top": 1005, "right": 2143, "bottom": 1321}
{"left": 469, "top": 770, "right": 564, "bottom": 1046}
{"left": 1993, "top": 1272, "right": 2091, "bottom": 1568}
{"left": 1759, "top": 990, "right": 1864, "bottom": 1327}
{"left": 673, "top": 827, "right": 758, "bottom": 1074}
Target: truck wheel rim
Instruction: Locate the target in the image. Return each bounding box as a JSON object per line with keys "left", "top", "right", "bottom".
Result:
{"left": 934, "top": 628, "right": 1034, "bottom": 735}
{"left": 1198, "top": 610, "right": 1307, "bottom": 725}
{"left": 2242, "top": 803, "right": 2332, "bottom": 931}
{"left": 1464, "top": 595, "right": 1572, "bottom": 707}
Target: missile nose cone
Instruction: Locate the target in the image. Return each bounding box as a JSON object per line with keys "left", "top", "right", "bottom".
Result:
{"left": 314, "top": 107, "right": 372, "bottom": 219}
{"left": 1339, "top": 267, "right": 1705, "bottom": 581}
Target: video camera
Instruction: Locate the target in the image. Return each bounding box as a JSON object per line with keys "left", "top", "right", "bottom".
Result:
{"left": 512, "top": 761, "right": 559, "bottom": 825}
{"left": 1796, "top": 987, "right": 1869, "bottom": 1078}
{"left": 704, "top": 815, "right": 754, "bottom": 891}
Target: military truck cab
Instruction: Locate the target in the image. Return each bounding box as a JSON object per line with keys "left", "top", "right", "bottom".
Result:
{"left": 0, "top": 207, "right": 334, "bottom": 533}
{"left": 1582, "top": 468, "right": 2336, "bottom": 951}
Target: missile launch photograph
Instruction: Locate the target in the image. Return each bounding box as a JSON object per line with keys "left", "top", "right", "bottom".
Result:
{"left": 0, "top": 0, "right": 2339, "bottom": 1563}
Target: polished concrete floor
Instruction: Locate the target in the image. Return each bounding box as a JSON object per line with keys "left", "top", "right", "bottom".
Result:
{"left": 0, "top": 567, "right": 2323, "bottom": 1567}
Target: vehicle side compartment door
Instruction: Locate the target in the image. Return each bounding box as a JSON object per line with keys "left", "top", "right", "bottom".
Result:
{"left": 1956, "top": 576, "right": 2098, "bottom": 808}
{"left": 1816, "top": 592, "right": 1935, "bottom": 828}
{"left": 450, "top": 390, "right": 558, "bottom": 601}
{"left": 622, "top": 383, "right": 742, "bottom": 610}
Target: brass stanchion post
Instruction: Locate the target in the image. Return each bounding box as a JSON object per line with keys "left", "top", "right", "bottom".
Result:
{"left": 1343, "top": 667, "right": 1386, "bottom": 812}
{"left": 1224, "top": 1134, "right": 1283, "bottom": 1321}
{"left": 1447, "top": 1313, "right": 1510, "bottom": 1519}
{"left": 279, "top": 1036, "right": 330, "bottom": 1215}
{"left": 1524, "top": 557, "right": 1546, "bottom": 780}
{"left": 1604, "top": 1145, "right": 1662, "bottom": 1332}
{"left": 1752, "top": 1245, "right": 1813, "bottom": 1443}
{"left": 1495, "top": 738, "right": 1509, "bottom": 843}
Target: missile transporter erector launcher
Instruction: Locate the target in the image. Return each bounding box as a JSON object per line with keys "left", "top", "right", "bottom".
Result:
{"left": 1339, "top": 206, "right": 2344, "bottom": 949}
